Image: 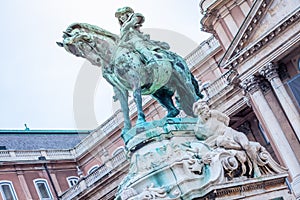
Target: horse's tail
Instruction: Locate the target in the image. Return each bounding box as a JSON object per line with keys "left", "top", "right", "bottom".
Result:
{"left": 163, "top": 50, "right": 203, "bottom": 100}
{"left": 169, "top": 70, "right": 197, "bottom": 117}
{"left": 191, "top": 73, "right": 204, "bottom": 99}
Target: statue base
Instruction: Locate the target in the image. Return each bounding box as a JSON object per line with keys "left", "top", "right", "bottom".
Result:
{"left": 116, "top": 118, "right": 291, "bottom": 200}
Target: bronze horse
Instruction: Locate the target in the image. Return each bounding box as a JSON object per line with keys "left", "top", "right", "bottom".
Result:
{"left": 57, "top": 23, "right": 202, "bottom": 134}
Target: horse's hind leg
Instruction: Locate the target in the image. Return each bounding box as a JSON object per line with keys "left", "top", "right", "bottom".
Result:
{"left": 133, "top": 88, "right": 146, "bottom": 125}
{"left": 152, "top": 87, "right": 179, "bottom": 118}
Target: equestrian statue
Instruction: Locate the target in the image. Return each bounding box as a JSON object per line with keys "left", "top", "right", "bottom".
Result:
{"left": 57, "top": 7, "right": 203, "bottom": 134}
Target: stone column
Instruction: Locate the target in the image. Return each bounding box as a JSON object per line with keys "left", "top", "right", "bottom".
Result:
{"left": 259, "top": 62, "right": 300, "bottom": 141}
{"left": 240, "top": 75, "right": 300, "bottom": 198}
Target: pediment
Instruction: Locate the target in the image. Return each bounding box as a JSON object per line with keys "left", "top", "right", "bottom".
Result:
{"left": 221, "top": 0, "right": 300, "bottom": 66}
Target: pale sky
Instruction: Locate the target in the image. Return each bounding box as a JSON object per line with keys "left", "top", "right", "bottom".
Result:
{"left": 0, "top": 0, "right": 211, "bottom": 130}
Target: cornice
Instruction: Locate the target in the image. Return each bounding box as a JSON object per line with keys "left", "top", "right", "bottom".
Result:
{"left": 223, "top": 8, "right": 300, "bottom": 69}
{"left": 220, "top": 0, "right": 273, "bottom": 66}
{"left": 200, "top": 0, "right": 231, "bottom": 33}
{"left": 200, "top": 0, "right": 229, "bottom": 15}
{"left": 238, "top": 24, "right": 300, "bottom": 83}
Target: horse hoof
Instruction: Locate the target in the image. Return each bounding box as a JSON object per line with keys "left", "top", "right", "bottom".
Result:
{"left": 166, "top": 109, "right": 180, "bottom": 118}
{"left": 136, "top": 119, "right": 146, "bottom": 125}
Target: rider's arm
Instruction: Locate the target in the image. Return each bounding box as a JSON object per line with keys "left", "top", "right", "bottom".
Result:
{"left": 121, "top": 13, "right": 143, "bottom": 33}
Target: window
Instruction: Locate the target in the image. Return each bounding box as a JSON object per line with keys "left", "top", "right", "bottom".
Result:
{"left": 67, "top": 177, "right": 79, "bottom": 187}
{"left": 112, "top": 146, "right": 125, "bottom": 156}
{"left": 258, "top": 122, "right": 270, "bottom": 144}
{"left": 270, "top": 197, "right": 284, "bottom": 200}
{"left": 0, "top": 181, "right": 18, "bottom": 200}
{"left": 88, "top": 165, "right": 99, "bottom": 174}
{"left": 33, "top": 179, "right": 53, "bottom": 200}
{"left": 288, "top": 73, "right": 300, "bottom": 108}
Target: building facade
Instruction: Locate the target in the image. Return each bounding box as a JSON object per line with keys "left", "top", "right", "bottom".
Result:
{"left": 0, "top": 0, "right": 300, "bottom": 199}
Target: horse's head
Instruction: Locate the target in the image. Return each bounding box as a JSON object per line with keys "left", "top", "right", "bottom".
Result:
{"left": 57, "top": 23, "right": 119, "bottom": 67}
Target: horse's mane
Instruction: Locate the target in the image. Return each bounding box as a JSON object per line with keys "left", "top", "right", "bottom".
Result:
{"left": 66, "top": 23, "right": 119, "bottom": 42}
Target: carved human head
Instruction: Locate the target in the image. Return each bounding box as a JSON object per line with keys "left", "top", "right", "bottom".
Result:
{"left": 193, "top": 100, "right": 210, "bottom": 120}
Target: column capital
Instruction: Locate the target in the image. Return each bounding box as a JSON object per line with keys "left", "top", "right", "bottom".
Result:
{"left": 259, "top": 62, "right": 279, "bottom": 81}
{"left": 240, "top": 75, "right": 260, "bottom": 94}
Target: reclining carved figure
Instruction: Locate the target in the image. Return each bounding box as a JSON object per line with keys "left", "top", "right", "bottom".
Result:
{"left": 193, "top": 100, "right": 286, "bottom": 178}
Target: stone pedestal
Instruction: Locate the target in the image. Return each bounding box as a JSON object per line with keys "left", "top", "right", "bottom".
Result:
{"left": 116, "top": 118, "right": 291, "bottom": 200}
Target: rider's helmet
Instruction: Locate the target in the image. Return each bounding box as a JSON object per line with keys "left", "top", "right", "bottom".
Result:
{"left": 115, "top": 7, "right": 145, "bottom": 27}
{"left": 115, "top": 7, "right": 134, "bottom": 18}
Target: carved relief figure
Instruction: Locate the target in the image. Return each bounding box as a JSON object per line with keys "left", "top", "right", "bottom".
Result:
{"left": 193, "top": 100, "right": 287, "bottom": 178}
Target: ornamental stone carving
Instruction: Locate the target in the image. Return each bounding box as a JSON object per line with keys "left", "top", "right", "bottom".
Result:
{"left": 193, "top": 100, "right": 287, "bottom": 179}
{"left": 259, "top": 62, "right": 279, "bottom": 81}
{"left": 116, "top": 104, "right": 287, "bottom": 199}
{"left": 240, "top": 75, "right": 260, "bottom": 94}
{"left": 126, "top": 183, "right": 167, "bottom": 200}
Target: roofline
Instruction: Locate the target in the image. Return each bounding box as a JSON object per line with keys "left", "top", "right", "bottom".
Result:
{"left": 219, "top": 0, "right": 271, "bottom": 66}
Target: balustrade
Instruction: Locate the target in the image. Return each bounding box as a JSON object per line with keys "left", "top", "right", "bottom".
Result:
{"left": 0, "top": 151, "right": 10, "bottom": 157}
{"left": 46, "top": 150, "right": 74, "bottom": 159}
{"left": 61, "top": 182, "right": 82, "bottom": 200}
{"left": 201, "top": 70, "right": 234, "bottom": 100}
{"left": 111, "top": 150, "right": 127, "bottom": 167}
{"left": 185, "top": 36, "right": 220, "bottom": 68}
{"left": 86, "top": 164, "right": 111, "bottom": 187}
{"left": 60, "top": 150, "right": 128, "bottom": 200}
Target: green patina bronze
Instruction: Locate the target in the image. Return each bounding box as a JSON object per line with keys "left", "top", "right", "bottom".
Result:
{"left": 56, "top": 7, "right": 289, "bottom": 200}
{"left": 57, "top": 6, "right": 202, "bottom": 136}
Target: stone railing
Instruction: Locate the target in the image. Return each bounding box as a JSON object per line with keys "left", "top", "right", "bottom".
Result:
{"left": 201, "top": 69, "right": 235, "bottom": 100}
{"left": 0, "top": 149, "right": 74, "bottom": 161}
{"left": 60, "top": 150, "right": 128, "bottom": 200}
{"left": 0, "top": 98, "right": 151, "bottom": 162}
{"left": 185, "top": 36, "right": 220, "bottom": 68}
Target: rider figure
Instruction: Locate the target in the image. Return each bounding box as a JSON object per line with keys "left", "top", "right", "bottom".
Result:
{"left": 115, "top": 7, "right": 169, "bottom": 64}
{"left": 115, "top": 7, "right": 203, "bottom": 99}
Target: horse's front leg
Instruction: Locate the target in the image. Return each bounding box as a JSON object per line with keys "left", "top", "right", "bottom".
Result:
{"left": 133, "top": 88, "right": 146, "bottom": 125}
{"left": 113, "top": 87, "right": 131, "bottom": 133}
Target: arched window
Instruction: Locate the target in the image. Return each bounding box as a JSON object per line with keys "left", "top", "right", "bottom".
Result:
{"left": 0, "top": 181, "right": 18, "bottom": 200}
{"left": 33, "top": 179, "right": 53, "bottom": 200}
{"left": 200, "top": 81, "right": 211, "bottom": 89}
{"left": 112, "top": 146, "right": 125, "bottom": 156}
{"left": 88, "top": 165, "right": 99, "bottom": 174}
{"left": 66, "top": 176, "right": 79, "bottom": 187}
